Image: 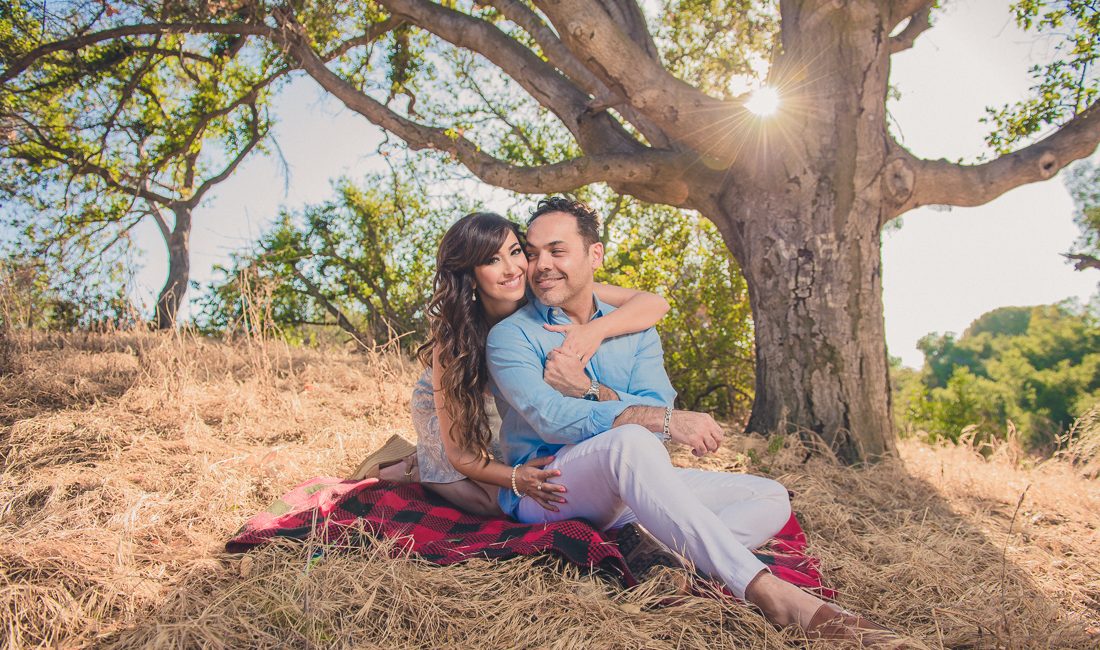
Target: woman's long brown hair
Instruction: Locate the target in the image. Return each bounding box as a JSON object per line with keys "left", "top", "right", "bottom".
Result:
{"left": 416, "top": 212, "right": 524, "bottom": 462}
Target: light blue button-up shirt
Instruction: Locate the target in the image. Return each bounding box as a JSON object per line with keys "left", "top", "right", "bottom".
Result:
{"left": 486, "top": 294, "right": 676, "bottom": 517}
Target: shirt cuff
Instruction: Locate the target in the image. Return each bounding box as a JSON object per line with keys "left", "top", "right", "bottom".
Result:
{"left": 585, "top": 399, "right": 632, "bottom": 435}
{"left": 616, "top": 391, "right": 670, "bottom": 409}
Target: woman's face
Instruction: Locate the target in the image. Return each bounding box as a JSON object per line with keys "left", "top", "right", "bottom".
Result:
{"left": 472, "top": 230, "right": 527, "bottom": 306}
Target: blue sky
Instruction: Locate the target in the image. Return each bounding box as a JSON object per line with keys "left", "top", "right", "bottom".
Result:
{"left": 125, "top": 0, "right": 1098, "bottom": 368}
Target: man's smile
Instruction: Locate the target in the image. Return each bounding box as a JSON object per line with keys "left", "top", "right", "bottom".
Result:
{"left": 533, "top": 273, "right": 565, "bottom": 289}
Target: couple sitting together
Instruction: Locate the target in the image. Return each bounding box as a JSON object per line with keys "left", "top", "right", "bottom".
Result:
{"left": 355, "top": 197, "right": 901, "bottom": 646}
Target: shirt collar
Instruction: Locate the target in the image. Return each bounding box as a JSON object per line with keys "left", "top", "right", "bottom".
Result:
{"left": 532, "top": 292, "right": 610, "bottom": 325}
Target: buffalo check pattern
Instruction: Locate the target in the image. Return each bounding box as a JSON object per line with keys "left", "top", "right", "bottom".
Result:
{"left": 227, "top": 476, "right": 831, "bottom": 596}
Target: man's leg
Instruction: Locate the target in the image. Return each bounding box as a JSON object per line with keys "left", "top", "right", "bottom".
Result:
{"left": 608, "top": 469, "right": 791, "bottom": 549}
{"left": 668, "top": 468, "right": 792, "bottom": 549}
{"left": 515, "top": 424, "right": 768, "bottom": 598}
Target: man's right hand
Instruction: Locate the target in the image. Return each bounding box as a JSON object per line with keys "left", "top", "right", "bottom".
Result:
{"left": 668, "top": 410, "right": 723, "bottom": 457}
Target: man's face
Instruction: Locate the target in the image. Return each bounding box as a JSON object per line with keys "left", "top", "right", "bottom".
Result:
{"left": 525, "top": 211, "right": 603, "bottom": 308}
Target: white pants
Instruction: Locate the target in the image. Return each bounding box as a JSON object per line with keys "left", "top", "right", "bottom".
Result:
{"left": 516, "top": 424, "right": 792, "bottom": 598}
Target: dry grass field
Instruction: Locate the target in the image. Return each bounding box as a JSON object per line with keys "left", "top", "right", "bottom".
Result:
{"left": 0, "top": 330, "right": 1097, "bottom": 648}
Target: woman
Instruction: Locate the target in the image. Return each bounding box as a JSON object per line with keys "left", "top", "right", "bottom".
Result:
{"left": 357, "top": 211, "right": 670, "bottom": 516}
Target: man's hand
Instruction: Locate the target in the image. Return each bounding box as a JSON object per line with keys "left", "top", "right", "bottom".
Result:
{"left": 668, "top": 410, "right": 723, "bottom": 457}
{"left": 543, "top": 347, "right": 591, "bottom": 398}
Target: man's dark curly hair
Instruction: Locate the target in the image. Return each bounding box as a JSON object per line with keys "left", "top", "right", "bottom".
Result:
{"left": 528, "top": 196, "right": 602, "bottom": 248}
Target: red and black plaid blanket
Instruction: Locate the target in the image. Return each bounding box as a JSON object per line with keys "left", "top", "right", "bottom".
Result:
{"left": 227, "top": 477, "right": 831, "bottom": 596}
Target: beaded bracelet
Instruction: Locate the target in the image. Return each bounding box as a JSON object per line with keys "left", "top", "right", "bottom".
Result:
{"left": 511, "top": 463, "right": 523, "bottom": 498}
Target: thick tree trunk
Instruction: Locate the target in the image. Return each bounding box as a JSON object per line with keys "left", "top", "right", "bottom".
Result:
{"left": 696, "top": 1, "right": 898, "bottom": 462}
{"left": 715, "top": 196, "right": 895, "bottom": 463}
{"left": 154, "top": 207, "right": 191, "bottom": 330}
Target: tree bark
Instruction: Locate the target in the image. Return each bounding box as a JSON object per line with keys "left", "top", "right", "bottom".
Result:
{"left": 693, "top": 0, "right": 897, "bottom": 462}
{"left": 713, "top": 195, "right": 895, "bottom": 462}
{"left": 154, "top": 206, "right": 191, "bottom": 330}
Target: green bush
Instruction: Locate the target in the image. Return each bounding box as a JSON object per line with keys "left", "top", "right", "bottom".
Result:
{"left": 894, "top": 302, "right": 1100, "bottom": 450}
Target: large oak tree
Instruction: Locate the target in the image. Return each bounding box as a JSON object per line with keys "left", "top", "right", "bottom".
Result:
{"left": 3, "top": 0, "right": 1098, "bottom": 461}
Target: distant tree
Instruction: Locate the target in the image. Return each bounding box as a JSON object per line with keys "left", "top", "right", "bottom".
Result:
{"left": 199, "top": 173, "right": 450, "bottom": 349}
{"left": 900, "top": 302, "right": 1100, "bottom": 448}
{"left": 0, "top": 252, "right": 135, "bottom": 330}
{"left": 1064, "top": 161, "right": 1100, "bottom": 273}
{"left": 966, "top": 305, "right": 1034, "bottom": 338}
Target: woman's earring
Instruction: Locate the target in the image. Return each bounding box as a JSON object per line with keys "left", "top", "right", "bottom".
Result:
{"left": 471, "top": 289, "right": 478, "bottom": 302}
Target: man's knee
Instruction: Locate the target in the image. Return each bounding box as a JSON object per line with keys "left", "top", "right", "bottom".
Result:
{"left": 600, "top": 423, "right": 667, "bottom": 473}
{"left": 762, "top": 476, "right": 790, "bottom": 501}
{"left": 760, "top": 477, "right": 792, "bottom": 526}
{"left": 602, "top": 424, "right": 665, "bottom": 453}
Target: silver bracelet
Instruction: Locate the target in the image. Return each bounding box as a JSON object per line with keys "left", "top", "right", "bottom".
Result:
{"left": 511, "top": 464, "right": 523, "bottom": 498}
{"left": 661, "top": 406, "right": 673, "bottom": 442}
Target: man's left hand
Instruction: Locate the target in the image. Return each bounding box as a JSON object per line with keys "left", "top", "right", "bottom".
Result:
{"left": 544, "top": 347, "right": 591, "bottom": 398}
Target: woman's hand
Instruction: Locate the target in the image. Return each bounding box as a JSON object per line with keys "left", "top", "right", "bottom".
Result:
{"left": 514, "top": 456, "right": 567, "bottom": 512}
{"left": 543, "top": 320, "right": 608, "bottom": 365}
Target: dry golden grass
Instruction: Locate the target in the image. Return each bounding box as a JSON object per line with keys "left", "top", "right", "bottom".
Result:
{"left": 0, "top": 330, "right": 1096, "bottom": 648}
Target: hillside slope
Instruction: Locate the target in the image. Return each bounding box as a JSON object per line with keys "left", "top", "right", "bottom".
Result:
{"left": 0, "top": 332, "right": 1096, "bottom": 648}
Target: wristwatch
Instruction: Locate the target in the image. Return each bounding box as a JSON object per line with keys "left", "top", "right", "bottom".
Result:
{"left": 582, "top": 379, "right": 601, "bottom": 401}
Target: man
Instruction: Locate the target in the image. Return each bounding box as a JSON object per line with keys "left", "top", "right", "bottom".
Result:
{"left": 485, "top": 197, "right": 897, "bottom": 644}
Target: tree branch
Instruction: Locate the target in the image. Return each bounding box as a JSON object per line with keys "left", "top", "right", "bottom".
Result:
{"left": 1, "top": 22, "right": 278, "bottom": 85}
{"left": 143, "top": 19, "right": 400, "bottom": 173}
{"left": 11, "top": 114, "right": 175, "bottom": 205}
{"left": 887, "top": 100, "right": 1100, "bottom": 217}
{"left": 187, "top": 103, "right": 266, "bottom": 206}
{"left": 887, "top": 0, "right": 935, "bottom": 29}
{"left": 532, "top": 0, "right": 742, "bottom": 163}
{"left": 369, "top": 0, "right": 639, "bottom": 151}
{"left": 599, "top": 0, "right": 660, "bottom": 61}
{"left": 288, "top": 263, "right": 372, "bottom": 349}
{"left": 889, "top": 3, "right": 933, "bottom": 54}
{"left": 1063, "top": 253, "right": 1100, "bottom": 272}
{"left": 98, "top": 42, "right": 161, "bottom": 150}
{"left": 324, "top": 17, "right": 407, "bottom": 59}
{"left": 483, "top": 0, "right": 599, "bottom": 94}
{"left": 484, "top": 0, "right": 671, "bottom": 149}
{"left": 277, "top": 21, "right": 692, "bottom": 193}
{"left": 144, "top": 69, "right": 280, "bottom": 172}
{"left": 146, "top": 200, "right": 171, "bottom": 241}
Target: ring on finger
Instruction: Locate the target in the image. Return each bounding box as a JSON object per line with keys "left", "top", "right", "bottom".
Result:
{"left": 536, "top": 482, "right": 543, "bottom": 491}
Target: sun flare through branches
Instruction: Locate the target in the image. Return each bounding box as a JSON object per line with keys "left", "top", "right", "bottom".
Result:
{"left": 745, "top": 86, "right": 781, "bottom": 116}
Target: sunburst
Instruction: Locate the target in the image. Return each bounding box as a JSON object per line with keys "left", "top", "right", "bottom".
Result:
{"left": 745, "top": 86, "right": 781, "bottom": 117}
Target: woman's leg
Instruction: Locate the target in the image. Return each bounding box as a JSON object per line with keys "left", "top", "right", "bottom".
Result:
{"left": 378, "top": 454, "right": 418, "bottom": 482}
{"left": 423, "top": 478, "right": 503, "bottom": 518}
